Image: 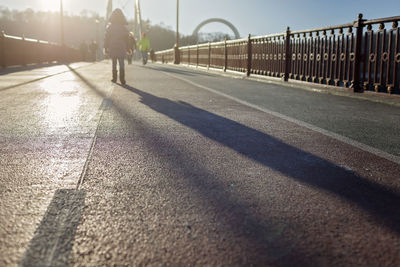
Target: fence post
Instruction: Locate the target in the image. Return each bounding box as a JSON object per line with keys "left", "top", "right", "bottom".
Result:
{"left": 174, "top": 44, "right": 180, "bottom": 64}
{"left": 208, "top": 41, "right": 211, "bottom": 69}
{"left": 196, "top": 44, "right": 199, "bottom": 67}
{"left": 188, "top": 46, "right": 190, "bottom": 65}
{"left": 224, "top": 38, "right": 228, "bottom": 72}
{"left": 59, "top": 44, "right": 65, "bottom": 63}
{"left": 284, "top": 27, "right": 292, "bottom": 81}
{"left": 22, "top": 34, "right": 26, "bottom": 66}
{"left": 37, "top": 39, "right": 42, "bottom": 64}
{"left": 247, "top": 34, "right": 252, "bottom": 76}
{"left": 0, "top": 31, "right": 5, "bottom": 68}
{"left": 352, "top": 13, "right": 365, "bottom": 92}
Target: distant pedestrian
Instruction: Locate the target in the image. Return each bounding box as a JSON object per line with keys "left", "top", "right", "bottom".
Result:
{"left": 138, "top": 32, "right": 150, "bottom": 65}
{"left": 104, "top": 8, "right": 129, "bottom": 84}
{"left": 150, "top": 49, "right": 155, "bottom": 63}
{"left": 79, "top": 42, "right": 88, "bottom": 61}
{"left": 127, "top": 32, "right": 137, "bottom": 65}
{"left": 89, "top": 40, "right": 98, "bottom": 62}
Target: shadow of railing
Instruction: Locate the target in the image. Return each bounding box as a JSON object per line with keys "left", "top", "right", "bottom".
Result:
{"left": 0, "top": 63, "right": 60, "bottom": 76}
{"left": 122, "top": 85, "right": 400, "bottom": 235}
{"left": 67, "top": 65, "right": 400, "bottom": 264}
{"left": 0, "top": 63, "right": 95, "bottom": 92}
{"left": 20, "top": 189, "right": 86, "bottom": 267}
{"left": 67, "top": 66, "right": 312, "bottom": 265}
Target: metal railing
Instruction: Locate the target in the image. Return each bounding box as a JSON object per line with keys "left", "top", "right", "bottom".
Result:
{"left": 0, "top": 31, "right": 83, "bottom": 68}
{"left": 155, "top": 14, "right": 400, "bottom": 95}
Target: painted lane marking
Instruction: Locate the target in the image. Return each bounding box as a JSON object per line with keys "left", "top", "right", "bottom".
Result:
{"left": 76, "top": 95, "right": 114, "bottom": 190}
{"left": 162, "top": 71, "right": 400, "bottom": 165}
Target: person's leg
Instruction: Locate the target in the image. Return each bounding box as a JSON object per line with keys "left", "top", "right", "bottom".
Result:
{"left": 141, "top": 51, "right": 147, "bottom": 65}
{"left": 144, "top": 51, "right": 148, "bottom": 65}
{"left": 111, "top": 57, "right": 118, "bottom": 82}
{"left": 118, "top": 57, "right": 125, "bottom": 70}
{"left": 118, "top": 57, "right": 126, "bottom": 85}
{"left": 112, "top": 57, "right": 117, "bottom": 71}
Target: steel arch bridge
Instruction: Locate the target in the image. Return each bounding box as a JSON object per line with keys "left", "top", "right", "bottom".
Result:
{"left": 192, "top": 18, "right": 241, "bottom": 39}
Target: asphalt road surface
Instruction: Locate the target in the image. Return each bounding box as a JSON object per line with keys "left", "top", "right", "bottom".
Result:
{"left": 1, "top": 61, "right": 400, "bottom": 266}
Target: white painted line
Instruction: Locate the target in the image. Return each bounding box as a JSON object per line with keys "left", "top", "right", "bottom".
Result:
{"left": 76, "top": 83, "right": 115, "bottom": 189}
{"left": 162, "top": 71, "right": 400, "bottom": 165}
{"left": 76, "top": 133, "right": 98, "bottom": 189}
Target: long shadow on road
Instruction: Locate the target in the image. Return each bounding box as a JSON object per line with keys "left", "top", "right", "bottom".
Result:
{"left": 67, "top": 65, "right": 400, "bottom": 264}
{"left": 20, "top": 189, "right": 85, "bottom": 267}
{"left": 0, "top": 63, "right": 60, "bottom": 76}
{"left": 123, "top": 84, "right": 400, "bottom": 236}
{"left": 145, "top": 65, "right": 217, "bottom": 77}
{"left": 67, "top": 66, "right": 312, "bottom": 264}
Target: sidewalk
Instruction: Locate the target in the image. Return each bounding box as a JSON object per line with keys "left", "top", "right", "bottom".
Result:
{"left": 1, "top": 61, "right": 400, "bottom": 266}
{"left": 157, "top": 62, "right": 400, "bottom": 108}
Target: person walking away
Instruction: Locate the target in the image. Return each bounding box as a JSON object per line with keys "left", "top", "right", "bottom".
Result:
{"left": 127, "top": 32, "right": 137, "bottom": 65}
{"left": 104, "top": 9, "right": 130, "bottom": 84}
{"left": 138, "top": 32, "right": 150, "bottom": 65}
{"left": 89, "top": 40, "right": 98, "bottom": 62}
{"left": 150, "top": 49, "right": 155, "bottom": 63}
{"left": 79, "top": 42, "right": 88, "bottom": 61}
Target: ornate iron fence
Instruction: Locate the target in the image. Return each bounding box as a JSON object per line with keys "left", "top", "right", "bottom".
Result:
{"left": 250, "top": 33, "right": 286, "bottom": 77}
{"left": 0, "top": 31, "right": 83, "bottom": 68}
{"left": 289, "top": 22, "right": 358, "bottom": 88}
{"left": 226, "top": 38, "right": 248, "bottom": 73}
{"left": 362, "top": 17, "right": 400, "bottom": 93}
{"left": 154, "top": 14, "right": 400, "bottom": 95}
{"left": 157, "top": 48, "right": 175, "bottom": 64}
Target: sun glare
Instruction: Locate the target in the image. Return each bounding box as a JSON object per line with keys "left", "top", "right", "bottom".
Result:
{"left": 39, "top": 0, "right": 61, "bottom": 11}
{"left": 38, "top": 74, "right": 82, "bottom": 133}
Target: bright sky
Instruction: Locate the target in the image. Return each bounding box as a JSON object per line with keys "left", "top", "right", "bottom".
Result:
{"left": 1, "top": 0, "right": 399, "bottom": 37}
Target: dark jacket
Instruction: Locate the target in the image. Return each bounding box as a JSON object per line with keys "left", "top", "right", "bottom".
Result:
{"left": 129, "top": 34, "right": 137, "bottom": 51}
{"left": 104, "top": 24, "right": 129, "bottom": 58}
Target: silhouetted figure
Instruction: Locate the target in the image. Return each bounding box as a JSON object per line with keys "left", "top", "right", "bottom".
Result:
{"left": 89, "top": 40, "right": 98, "bottom": 62}
{"left": 138, "top": 32, "right": 150, "bottom": 65}
{"left": 104, "top": 8, "right": 129, "bottom": 84}
{"left": 79, "top": 42, "right": 89, "bottom": 61}
{"left": 127, "top": 32, "right": 136, "bottom": 65}
{"left": 150, "top": 49, "right": 155, "bottom": 63}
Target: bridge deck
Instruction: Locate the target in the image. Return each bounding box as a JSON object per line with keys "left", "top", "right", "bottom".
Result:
{"left": 1, "top": 61, "right": 400, "bottom": 266}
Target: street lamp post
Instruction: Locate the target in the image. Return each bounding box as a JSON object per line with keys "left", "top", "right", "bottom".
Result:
{"left": 174, "top": 0, "right": 180, "bottom": 64}
{"left": 95, "top": 19, "right": 100, "bottom": 60}
{"left": 176, "top": 0, "right": 179, "bottom": 48}
{"left": 60, "top": 0, "right": 64, "bottom": 45}
{"left": 60, "top": 0, "right": 66, "bottom": 62}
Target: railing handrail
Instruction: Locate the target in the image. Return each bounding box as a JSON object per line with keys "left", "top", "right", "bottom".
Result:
{"left": 210, "top": 41, "right": 225, "bottom": 46}
{"left": 226, "top": 37, "right": 249, "bottom": 44}
{"left": 364, "top": 16, "right": 400, "bottom": 25}
{"left": 3, "top": 34, "right": 24, "bottom": 41}
{"left": 3, "top": 33, "right": 57, "bottom": 45}
{"left": 250, "top": 32, "right": 285, "bottom": 40}
{"left": 290, "top": 22, "right": 354, "bottom": 35}
{"left": 155, "top": 48, "right": 174, "bottom": 54}
{"left": 183, "top": 44, "right": 199, "bottom": 49}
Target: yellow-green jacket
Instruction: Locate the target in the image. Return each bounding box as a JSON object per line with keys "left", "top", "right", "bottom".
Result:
{"left": 138, "top": 37, "right": 150, "bottom": 51}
